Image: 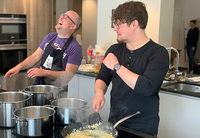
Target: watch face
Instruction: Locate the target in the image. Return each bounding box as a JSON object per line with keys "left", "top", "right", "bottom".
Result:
{"left": 114, "top": 64, "right": 121, "bottom": 71}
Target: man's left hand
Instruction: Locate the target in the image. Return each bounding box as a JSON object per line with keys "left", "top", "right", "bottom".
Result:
{"left": 103, "top": 53, "right": 119, "bottom": 70}
{"left": 27, "top": 68, "right": 46, "bottom": 78}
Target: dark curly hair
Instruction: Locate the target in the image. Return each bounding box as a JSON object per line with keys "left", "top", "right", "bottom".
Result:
{"left": 112, "top": 1, "right": 148, "bottom": 29}
{"left": 190, "top": 20, "right": 197, "bottom": 24}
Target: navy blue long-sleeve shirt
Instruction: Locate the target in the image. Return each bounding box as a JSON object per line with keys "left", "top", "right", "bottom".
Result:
{"left": 96, "top": 40, "right": 169, "bottom": 135}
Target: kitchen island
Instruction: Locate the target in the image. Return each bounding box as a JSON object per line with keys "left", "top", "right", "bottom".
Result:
{"left": 0, "top": 87, "right": 155, "bottom": 138}
{"left": 69, "top": 71, "right": 200, "bottom": 138}
{"left": 0, "top": 125, "right": 155, "bottom": 138}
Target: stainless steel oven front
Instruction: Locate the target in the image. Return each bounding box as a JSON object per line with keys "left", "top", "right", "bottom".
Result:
{"left": 0, "top": 14, "right": 27, "bottom": 46}
{"left": 0, "top": 49, "right": 27, "bottom": 74}
{"left": 0, "top": 14, "right": 27, "bottom": 74}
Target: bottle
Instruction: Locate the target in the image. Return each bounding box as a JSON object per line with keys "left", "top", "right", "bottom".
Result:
{"left": 81, "top": 56, "right": 86, "bottom": 67}
{"left": 94, "top": 52, "right": 101, "bottom": 74}
{"left": 86, "top": 42, "right": 93, "bottom": 64}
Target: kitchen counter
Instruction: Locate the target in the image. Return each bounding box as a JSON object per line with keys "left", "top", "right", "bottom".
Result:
{"left": 77, "top": 70, "right": 200, "bottom": 99}
{"left": 160, "top": 72, "right": 200, "bottom": 98}
{"left": 76, "top": 70, "right": 98, "bottom": 78}
{"left": 0, "top": 125, "right": 155, "bottom": 138}
{"left": 160, "top": 81, "right": 200, "bottom": 98}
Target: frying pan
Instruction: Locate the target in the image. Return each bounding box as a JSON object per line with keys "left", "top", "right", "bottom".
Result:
{"left": 61, "top": 121, "right": 118, "bottom": 138}
{"left": 61, "top": 111, "right": 141, "bottom": 138}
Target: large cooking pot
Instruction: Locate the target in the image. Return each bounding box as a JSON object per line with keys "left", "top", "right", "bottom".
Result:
{"left": 13, "top": 106, "right": 55, "bottom": 137}
{"left": 23, "top": 85, "right": 64, "bottom": 106}
{"left": 61, "top": 122, "right": 118, "bottom": 138}
{"left": 0, "top": 91, "right": 32, "bottom": 127}
{"left": 50, "top": 98, "right": 88, "bottom": 125}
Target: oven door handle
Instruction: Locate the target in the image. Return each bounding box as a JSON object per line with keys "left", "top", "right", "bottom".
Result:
{"left": 0, "top": 46, "right": 27, "bottom": 50}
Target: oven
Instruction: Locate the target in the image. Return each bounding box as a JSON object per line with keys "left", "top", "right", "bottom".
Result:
{"left": 0, "top": 14, "right": 26, "bottom": 45}
{"left": 0, "top": 49, "right": 27, "bottom": 74}
{"left": 0, "top": 14, "right": 27, "bottom": 74}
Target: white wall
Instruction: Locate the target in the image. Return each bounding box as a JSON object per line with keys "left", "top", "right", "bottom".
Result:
{"left": 56, "top": 0, "right": 69, "bottom": 24}
{"left": 174, "top": 0, "right": 200, "bottom": 68}
{"left": 82, "top": 0, "right": 97, "bottom": 56}
{"left": 97, "top": 0, "right": 174, "bottom": 51}
{"left": 96, "top": 0, "right": 125, "bottom": 50}
{"left": 158, "top": 0, "right": 174, "bottom": 47}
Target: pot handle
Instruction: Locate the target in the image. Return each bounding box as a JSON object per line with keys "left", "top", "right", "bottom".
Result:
{"left": 28, "top": 93, "right": 33, "bottom": 97}
{"left": 58, "top": 87, "right": 64, "bottom": 92}
{"left": 12, "top": 118, "right": 28, "bottom": 126}
{"left": 43, "top": 105, "right": 55, "bottom": 109}
{"left": 18, "top": 90, "right": 33, "bottom": 97}
{"left": 48, "top": 98, "right": 56, "bottom": 103}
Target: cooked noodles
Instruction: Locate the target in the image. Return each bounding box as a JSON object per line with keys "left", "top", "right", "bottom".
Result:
{"left": 65, "top": 129, "right": 114, "bottom": 138}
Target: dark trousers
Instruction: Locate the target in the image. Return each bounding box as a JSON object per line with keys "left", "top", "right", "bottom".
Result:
{"left": 186, "top": 45, "right": 197, "bottom": 71}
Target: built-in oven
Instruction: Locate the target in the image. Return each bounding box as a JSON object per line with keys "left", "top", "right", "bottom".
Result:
{"left": 0, "top": 49, "right": 27, "bottom": 74}
{"left": 0, "top": 14, "right": 27, "bottom": 74}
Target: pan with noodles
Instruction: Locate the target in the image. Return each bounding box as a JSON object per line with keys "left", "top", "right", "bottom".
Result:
{"left": 61, "top": 122, "right": 118, "bottom": 138}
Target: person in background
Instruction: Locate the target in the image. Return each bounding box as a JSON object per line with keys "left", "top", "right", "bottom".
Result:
{"left": 5, "top": 10, "right": 82, "bottom": 97}
{"left": 185, "top": 19, "right": 199, "bottom": 73}
{"left": 92, "top": 1, "right": 169, "bottom": 137}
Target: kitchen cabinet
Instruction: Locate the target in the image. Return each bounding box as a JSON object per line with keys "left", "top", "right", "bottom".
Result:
{"left": 0, "top": 0, "right": 26, "bottom": 14}
{"left": 26, "top": 0, "right": 54, "bottom": 57}
{"left": 158, "top": 90, "right": 200, "bottom": 138}
{"left": 0, "top": 0, "right": 54, "bottom": 58}
{"left": 68, "top": 74, "right": 111, "bottom": 121}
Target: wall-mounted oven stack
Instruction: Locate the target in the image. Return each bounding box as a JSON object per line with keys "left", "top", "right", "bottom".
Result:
{"left": 0, "top": 14, "right": 27, "bottom": 74}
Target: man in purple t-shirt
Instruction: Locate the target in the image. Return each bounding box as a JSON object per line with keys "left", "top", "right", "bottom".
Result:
{"left": 5, "top": 11, "right": 82, "bottom": 96}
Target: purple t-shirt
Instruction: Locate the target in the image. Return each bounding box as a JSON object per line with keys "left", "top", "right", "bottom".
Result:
{"left": 39, "top": 32, "right": 82, "bottom": 71}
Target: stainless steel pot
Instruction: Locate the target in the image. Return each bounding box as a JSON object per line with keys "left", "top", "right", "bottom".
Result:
{"left": 23, "top": 85, "right": 64, "bottom": 106}
{"left": 13, "top": 106, "right": 55, "bottom": 137}
{"left": 50, "top": 98, "right": 88, "bottom": 125}
{"left": 0, "top": 91, "right": 32, "bottom": 127}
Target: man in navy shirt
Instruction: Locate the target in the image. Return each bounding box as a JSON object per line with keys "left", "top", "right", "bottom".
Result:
{"left": 92, "top": 1, "right": 169, "bottom": 136}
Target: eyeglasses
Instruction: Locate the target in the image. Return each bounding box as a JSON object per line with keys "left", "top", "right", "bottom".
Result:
{"left": 60, "top": 13, "right": 76, "bottom": 25}
{"left": 113, "top": 22, "right": 126, "bottom": 29}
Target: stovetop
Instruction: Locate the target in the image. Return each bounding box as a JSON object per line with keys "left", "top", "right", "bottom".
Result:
{"left": 0, "top": 124, "right": 156, "bottom": 138}
{"left": 0, "top": 124, "right": 65, "bottom": 138}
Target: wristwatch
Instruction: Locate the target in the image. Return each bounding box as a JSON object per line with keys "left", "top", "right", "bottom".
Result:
{"left": 114, "top": 63, "right": 121, "bottom": 71}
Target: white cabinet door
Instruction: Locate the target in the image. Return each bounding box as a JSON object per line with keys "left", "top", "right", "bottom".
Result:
{"left": 68, "top": 75, "right": 79, "bottom": 98}
{"left": 158, "top": 91, "right": 200, "bottom": 138}
{"left": 78, "top": 75, "right": 111, "bottom": 121}
{"left": 78, "top": 76, "right": 96, "bottom": 117}
{"left": 68, "top": 74, "right": 111, "bottom": 121}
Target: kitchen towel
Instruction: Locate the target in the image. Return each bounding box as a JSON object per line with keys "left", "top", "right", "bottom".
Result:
{"left": 186, "top": 77, "right": 200, "bottom": 82}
